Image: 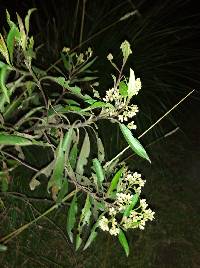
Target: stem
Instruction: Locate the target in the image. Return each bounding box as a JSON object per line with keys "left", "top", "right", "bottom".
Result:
{"left": 105, "top": 89, "right": 195, "bottom": 167}
{"left": 0, "top": 189, "right": 77, "bottom": 244}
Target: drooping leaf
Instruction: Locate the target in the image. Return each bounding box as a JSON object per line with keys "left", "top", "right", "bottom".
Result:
{"left": 76, "top": 131, "right": 90, "bottom": 175}
{"left": 25, "top": 8, "right": 37, "bottom": 36}
{"left": 69, "top": 142, "right": 78, "bottom": 169}
{"left": 119, "top": 123, "right": 151, "bottom": 162}
{"left": 123, "top": 194, "right": 139, "bottom": 217}
{"left": 83, "top": 213, "right": 104, "bottom": 250}
{"left": 64, "top": 99, "right": 80, "bottom": 106}
{"left": 63, "top": 128, "right": 74, "bottom": 156}
{"left": 67, "top": 194, "right": 78, "bottom": 242}
{"left": 56, "top": 178, "right": 68, "bottom": 204}
{"left": 29, "top": 161, "right": 54, "bottom": 191}
{"left": 119, "top": 81, "right": 128, "bottom": 97}
{"left": 107, "top": 167, "right": 124, "bottom": 198}
{"left": 82, "top": 101, "right": 106, "bottom": 112}
{"left": 6, "top": 25, "right": 20, "bottom": 63}
{"left": 76, "top": 57, "right": 97, "bottom": 74}
{"left": 0, "top": 64, "right": 10, "bottom": 103}
{"left": 97, "top": 137, "right": 105, "bottom": 163}
{"left": 118, "top": 229, "right": 129, "bottom": 257}
{"left": 47, "top": 138, "right": 65, "bottom": 195}
{"left": 92, "top": 158, "right": 104, "bottom": 189}
{"left": 76, "top": 194, "right": 91, "bottom": 250}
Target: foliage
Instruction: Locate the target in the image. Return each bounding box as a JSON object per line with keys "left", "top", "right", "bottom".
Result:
{"left": 0, "top": 10, "right": 156, "bottom": 256}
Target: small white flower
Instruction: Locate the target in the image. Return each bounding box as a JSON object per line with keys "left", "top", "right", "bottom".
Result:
{"left": 99, "top": 216, "right": 109, "bottom": 232}
{"left": 109, "top": 207, "right": 117, "bottom": 216}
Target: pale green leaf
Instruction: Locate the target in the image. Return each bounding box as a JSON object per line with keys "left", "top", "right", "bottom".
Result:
{"left": 0, "top": 64, "right": 10, "bottom": 103}
{"left": 97, "top": 137, "right": 105, "bottom": 163}
{"left": 25, "top": 8, "right": 37, "bottom": 36}
{"left": 69, "top": 142, "right": 78, "bottom": 169}
{"left": 76, "top": 131, "right": 90, "bottom": 175}
{"left": 0, "top": 34, "right": 10, "bottom": 64}
{"left": 0, "top": 133, "right": 32, "bottom": 146}
{"left": 47, "top": 138, "right": 65, "bottom": 192}
{"left": 56, "top": 179, "right": 68, "bottom": 204}
{"left": 119, "top": 123, "right": 151, "bottom": 162}
{"left": 118, "top": 229, "right": 129, "bottom": 257}
{"left": 120, "top": 40, "right": 132, "bottom": 62}
{"left": 92, "top": 158, "right": 104, "bottom": 189}
{"left": 128, "top": 68, "right": 136, "bottom": 99}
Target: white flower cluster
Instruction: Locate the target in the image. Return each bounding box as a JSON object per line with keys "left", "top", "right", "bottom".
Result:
{"left": 99, "top": 216, "right": 120, "bottom": 236}
{"left": 98, "top": 169, "right": 155, "bottom": 236}
{"left": 102, "top": 75, "right": 141, "bottom": 130}
{"left": 123, "top": 199, "right": 155, "bottom": 230}
{"left": 118, "top": 170, "right": 146, "bottom": 195}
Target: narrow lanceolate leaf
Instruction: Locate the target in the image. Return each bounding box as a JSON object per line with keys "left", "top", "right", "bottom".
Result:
{"left": 83, "top": 213, "right": 104, "bottom": 250}
{"left": 67, "top": 194, "right": 78, "bottom": 243}
{"left": 69, "top": 143, "right": 78, "bottom": 169}
{"left": 63, "top": 128, "right": 74, "bottom": 156}
{"left": 76, "top": 131, "right": 90, "bottom": 175}
{"left": 93, "top": 158, "right": 104, "bottom": 189}
{"left": 6, "top": 25, "right": 20, "bottom": 63}
{"left": 119, "top": 123, "right": 151, "bottom": 163}
{"left": 25, "top": 8, "right": 37, "bottom": 36}
{"left": 123, "top": 194, "right": 139, "bottom": 217}
{"left": 128, "top": 68, "right": 136, "bottom": 99}
{"left": 0, "top": 133, "right": 32, "bottom": 146}
{"left": 16, "top": 13, "right": 26, "bottom": 50}
{"left": 118, "top": 229, "right": 129, "bottom": 257}
{"left": 76, "top": 194, "right": 91, "bottom": 250}
{"left": 47, "top": 138, "right": 65, "bottom": 193}
{"left": 107, "top": 167, "right": 124, "bottom": 198}
{"left": 56, "top": 178, "right": 68, "bottom": 204}
{"left": 0, "top": 64, "right": 10, "bottom": 103}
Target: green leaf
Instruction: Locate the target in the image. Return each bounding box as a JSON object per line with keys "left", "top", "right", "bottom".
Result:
{"left": 118, "top": 229, "right": 129, "bottom": 257}
{"left": 76, "top": 131, "right": 90, "bottom": 175}
{"left": 0, "top": 244, "right": 7, "bottom": 252}
{"left": 67, "top": 194, "right": 78, "bottom": 243}
{"left": 0, "top": 174, "right": 9, "bottom": 192}
{"left": 69, "top": 142, "right": 78, "bottom": 169}
{"left": 76, "top": 194, "right": 91, "bottom": 250}
{"left": 82, "top": 101, "right": 106, "bottom": 112}
{"left": 61, "top": 52, "right": 71, "bottom": 71}
{"left": 63, "top": 128, "right": 74, "bottom": 156}
{"left": 6, "top": 25, "right": 20, "bottom": 63}
{"left": 56, "top": 178, "right": 68, "bottom": 204}
{"left": 120, "top": 40, "right": 132, "bottom": 62}
{"left": 128, "top": 68, "right": 136, "bottom": 99}
{"left": 0, "top": 133, "right": 32, "bottom": 146}
{"left": 107, "top": 167, "right": 124, "bottom": 197}
{"left": 119, "top": 123, "right": 151, "bottom": 162}
{"left": 92, "top": 158, "right": 104, "bottom": 189}
{"left": 47, "top": 138, "right": 65, "bottom": 192}
{"left": 83, "top": 221, "right": 99, "bottom": 250}
{"left": 25, "top": 8, "right": 37, "bottom": 36}
{"left": 72, "top": 76, "right": 98, "bottom": 83}
{"left": 119, "top": 81, "right": 128, "bottom": 97}
{"left": 0, "top": 64, "right": 10, "bottom": 103}
{"left": 123, "top": 194, "right": 139, "bottom": 217}
{"left": 64, "top": 99, "right": 80, "bottom": 106}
